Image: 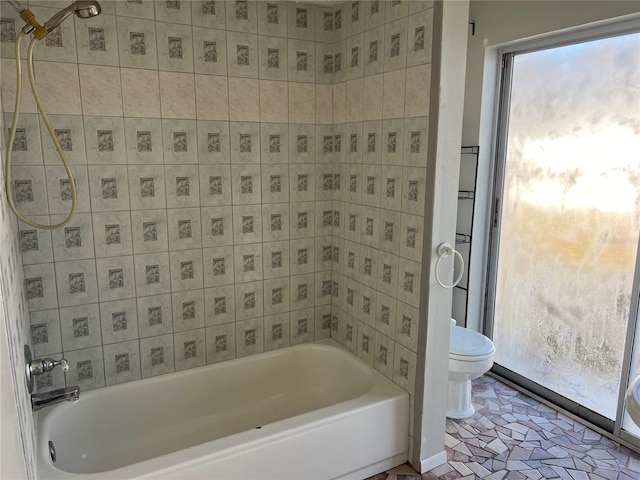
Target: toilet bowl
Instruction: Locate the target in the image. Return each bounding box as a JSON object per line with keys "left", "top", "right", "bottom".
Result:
{"left": 447, "top": 319, "right": 496, "bottom": 419}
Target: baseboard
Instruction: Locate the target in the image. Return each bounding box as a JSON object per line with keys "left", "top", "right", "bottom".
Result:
{"left": 420, "top": 450, "right": 447, "bottom": 472}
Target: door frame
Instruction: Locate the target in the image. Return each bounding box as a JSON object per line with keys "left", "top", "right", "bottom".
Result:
{"left": 483, "top": 21, "right": 640, "bottom": 446}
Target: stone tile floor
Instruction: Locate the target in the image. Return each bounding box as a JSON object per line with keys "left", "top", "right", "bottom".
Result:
{"left": 367, "top": 375, "right": 640, "bottom": 480}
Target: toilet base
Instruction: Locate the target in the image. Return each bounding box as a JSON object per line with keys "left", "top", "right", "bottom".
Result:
{"left": 447, "top": 378, "right": 475, "bottom": 419}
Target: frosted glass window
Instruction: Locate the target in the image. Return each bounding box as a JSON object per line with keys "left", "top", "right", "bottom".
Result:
{"left": 492, "top": 32, "right": 640, "bottom": 419}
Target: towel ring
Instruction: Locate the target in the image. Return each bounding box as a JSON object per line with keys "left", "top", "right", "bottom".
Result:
{"left": 435, "top": 242, "right": 464, "bottom": 289}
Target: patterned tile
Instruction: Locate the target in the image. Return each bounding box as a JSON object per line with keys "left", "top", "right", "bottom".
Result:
{"left": 367, "top": 376, "right": 640, "bottom": 480}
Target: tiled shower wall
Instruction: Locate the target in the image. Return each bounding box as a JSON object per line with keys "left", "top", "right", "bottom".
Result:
{"left": 0, "top": 0, "right": 434, "bottom": 401}
{"left": 0, "top": 0, "right": 339, "bottom": 393}
{"left": 328, "top": 0, "right": 433, "bottom": 400}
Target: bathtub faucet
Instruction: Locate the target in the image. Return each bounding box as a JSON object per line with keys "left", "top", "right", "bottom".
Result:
{"left": 31, "top": 386, "right": 80, "bottom": 411}
{"left": 24, "top": 346, "right": 80, "bottom": 411}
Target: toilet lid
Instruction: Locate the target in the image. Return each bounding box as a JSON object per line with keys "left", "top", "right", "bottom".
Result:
{"left": 450, "top": 326, "right": 495, "bottom": 358}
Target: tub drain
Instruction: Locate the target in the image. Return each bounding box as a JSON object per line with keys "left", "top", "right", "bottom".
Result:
{"left": 48, "top": 441, "right": 56, "bottom": 463}
{"left": 255, "top": 426, "right": 262, "bottom": 429}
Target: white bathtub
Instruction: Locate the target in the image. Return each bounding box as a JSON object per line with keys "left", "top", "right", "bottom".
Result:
{"left": 37, "top": 339, "right": 409, "bottom": 480}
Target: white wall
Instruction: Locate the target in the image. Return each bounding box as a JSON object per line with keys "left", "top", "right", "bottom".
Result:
{"left": 1, "top": 315, "right": 28, "bottom": 480}
{"left": 459, "top": 0, "right": 640, "bottom": 332}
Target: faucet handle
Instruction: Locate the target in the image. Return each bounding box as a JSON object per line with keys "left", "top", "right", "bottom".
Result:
{"left": 46, "top": 358, "right": 69, "bottom": 373}
{"left": 30, "top": 356, "right": 70, "bottom": 375}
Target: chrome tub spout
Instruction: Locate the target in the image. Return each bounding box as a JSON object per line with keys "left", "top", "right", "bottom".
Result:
{"left": 32, "top": 386, "right": 80, "bottom": 411}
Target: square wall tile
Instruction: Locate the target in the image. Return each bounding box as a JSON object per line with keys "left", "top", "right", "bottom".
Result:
{"left": 159, "top": 71, "right": 196, "bottom": 119}
{"left": 232, "top": 205, "right": 262, "bottom": 244}
{"left": 263, "top": 240, "right": 290, "bottom": 279}
{"left": 128, "top": 165, "right": 166, "bottom": 211}
{"left": 96, "top": 255, "right": 136, "bottom": 302}
{"left": 225, "top": 0, "right": 258, "bottom": 34}
{"left": 290, "top": 273, "right": 314, "bottom": 311}
{"left": 64, "top": 346, "right": 105, "bottom": 391}
{"left": 174, "top": 328, "right": 206, "bottom": 371}
{"left": 124, "top": 118, "right": 163, "bottom": 164}
{"left": 204, "top": 284, "right": 236, "bottom": 326}
{"left": 155, "top": 0, "right": 192, "bottom": 24}
{"left": 202, "top": 206, "right": 234, "bottom": 247}
{"left": 258, "top": 2, "right": 288, "bottom": 37}
{"left": 140, "top": 334, "right": 175, "bottom": 378}
{"left": 393, "top": 343, "right": 416, "bottom": 394}
{"left": 235, "top": 280, "right": 264, "bottom": 320}
{"left": 206, "top": 323, "right": 236, "bottom": 363}
{"left": 406, "top": 8, "right": 433, "bottom": 67}
{"left": 172, "top": 288, "right": 205, "bottom": 332}
{"left": 30, "top": 309, "right": 62, "bottom": 357}
{"left": 288, "top": 82, "right": 315, "bottom": 124}
{"left": 131, "top": 209, "right": 169, "bottom": 254}
{"left": 200, "top": 165, "right": 233, "bottom": 207}
{"left": 4, "top": 113, "right": 43, "bottom": 166}
{"left": 116, "top": 17, "right": 158, "bottom": 70}
{"left": 229, "top": 77, "right": 261, "bottom": 122}
{"left": 193, "top": 27, "right": 228, "bottom": 76}
{"left": 192, "top": 0, "right": 226, "bottom": 28}
{"left": 287, "top": 3, "right": 315, "bottom": 41}
{"left": 230, "top": 122, "right": 261, "bottom": 164}
{"left": 227, "top": 31, "right": 259, "bottom": 78}
{"left": 203, "top": 246, "right": 235, "bottom": 287}
{"left": 79, "top": 65, "right": 123, "bottom": 117}
{"left": 19, "top": 218, "right": 54, "bottom": 265}
{"left": 231, "top": 165, "right": 262, "bottom": 205}
{"left": 42, "top": 115, "right": 86, "bottom": 166}
{"left": 162, "top": 119, "right": 198, "bottom": 164}
{"left": 99, "top": 298, "right": 138, "bottom": 344}
{"left": 405, "top": 64, "right": 431, "bottom": 118}
{"left": 165, "top": 165, "right": 200, "bottom": 208}
{"left": 24, "top": 263, "right": 58, "bottom": 312}
{"left": 59, "top": 303, "right": 102, "bottom": 352}
{"left": 236, "top": 317, "right": 264, "bottom": 357}
{"left": 258, "top": 34, "right": 288, "bottom": 81}
{"left": 157, "top": 21, "right": 194, "bottom": 73}
{"left": 377, "top": 251, "right": 399, "bottom": 298}
{"left": 397, "top": 257, "right": 421, "bottom": 307}
{"left": 104, "top": 340, "right": 141, "bottom": 386}
{"left": 83, "top": 116, "right": 126, "bottom": 165}
{"left": 92, "top": 211, "right": 133, "bottom": 258}
{"left": 263, "top": 277, "right": 290, "bottom": 316}
{"left": 51, "top": 213, "right": 95, "bottom": 262}
{"left": 169, "top": 249, "right": 204, "bottom": 292}
{"left": 287, "top": 39, "right": 315, "bottom": 83}
{"left": 11, "top": 166, "right": 48, "bottom": 216}
{"left": 260, "top": 80, "right": 289, "bottom": 123}
{"left": 137, "top": 293, "right": 173, "bottom": 338}
{"left": 55, "top": 259, "right": 98, "bottom": 307}
{"left": 234, "top": 243, "right": 263, "bottom": 283}
{"left": 290, "top": 307, "right": 314, "bottom": 345}
{"left": 197, "top": 121, "right": 231, "bottom": 164}
{"left": 364, "top": 25, "right": 385, "bottom": 77}
{"left": 133, "top": 252, "right": 171, "bottom": 297}
{"left": 121, "top": 69, "right": 161, "bottom": 118}
{"left": 261, "top": 163, "right": 289, "bottom": 203}
{"left": 374, "top": 331, "right": 395, "bottom": 380}
{"left": 87, "top": 165, "right": 130, "bottom": 213}
{"left": 262, "top": 203, "right": 290, "bottom": 242}
{"left": 167, "top": 208, "right": 202, "bottom": 251}
{"left": 264, "top": 312, "right": 290, "bottom": 351}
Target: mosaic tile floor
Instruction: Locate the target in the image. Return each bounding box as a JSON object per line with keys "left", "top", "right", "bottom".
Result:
{"left": 367, "top": 375, "right": 640, "bottom": 480}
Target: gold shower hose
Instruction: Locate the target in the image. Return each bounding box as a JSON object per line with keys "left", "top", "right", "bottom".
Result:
{"left": 5, "top": 29, "right": 77, "bottom": 230}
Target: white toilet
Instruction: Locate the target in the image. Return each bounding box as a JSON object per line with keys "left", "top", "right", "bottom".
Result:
{"left": 447, "top": 319, "right": 496, "bottom": 419}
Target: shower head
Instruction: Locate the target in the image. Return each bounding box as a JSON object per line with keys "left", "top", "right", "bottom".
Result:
{"left": 43, "top": 1, "right": 101, "bottom": 33}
